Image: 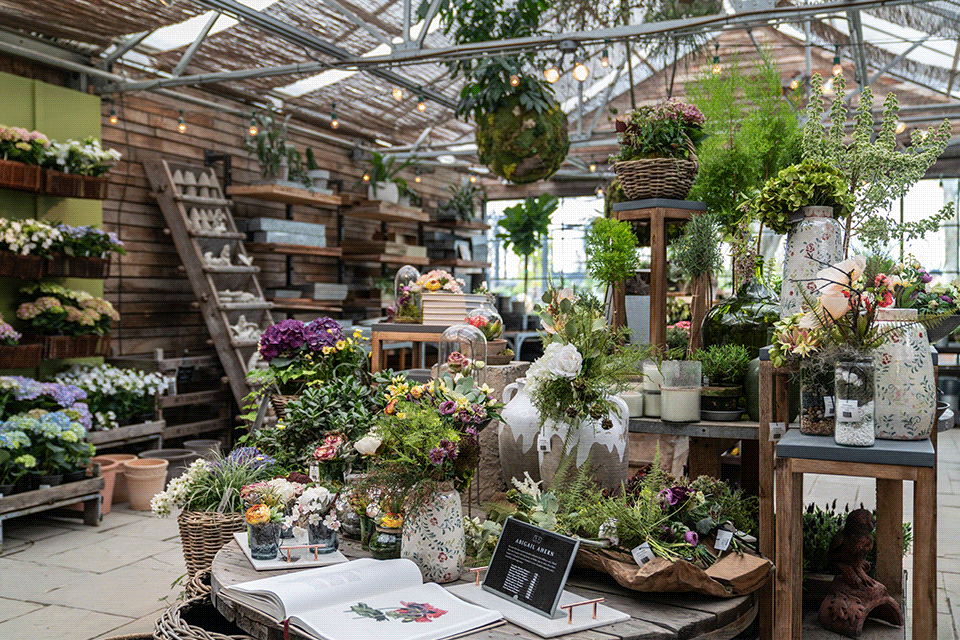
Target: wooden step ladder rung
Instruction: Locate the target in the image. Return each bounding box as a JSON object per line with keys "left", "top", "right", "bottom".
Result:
{"left": 202, "top": 265, "right": 260, "bottom": 274}
{"left": 218, "top": 301, "right": 273, "bottom": 311}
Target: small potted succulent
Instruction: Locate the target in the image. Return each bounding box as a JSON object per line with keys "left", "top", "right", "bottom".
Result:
{"left": 696, "top": 343, "right": 750, "bottom": 421}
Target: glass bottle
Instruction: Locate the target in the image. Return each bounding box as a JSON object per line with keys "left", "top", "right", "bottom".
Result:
{"left": 834, "top": 356, "right": 876, "bottom": 447}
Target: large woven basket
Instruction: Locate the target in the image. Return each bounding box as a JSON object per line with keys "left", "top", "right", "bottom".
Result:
{"left": 269, "top": 394, "right": 298, "bottom": 421}
{"left": 614, "top": 138, "right": 699, "bottom": 201}
{"left": 185, "top": 568, "right": 212, "bottom": 600}
{"left": 0, "top": 159, "right": 43, "bottom": 193}
{"left": 156, "top": 596, "right": 254, "bottom": 640}
{"left": 177, "top": 510, "right": 246, "bottom": 578}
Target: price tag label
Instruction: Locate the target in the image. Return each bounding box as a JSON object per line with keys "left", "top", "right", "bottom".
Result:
{"left": 823, "top": 396, "right": 835, "bottom": 418}
{"left": 770, "top": 422, "right": 786, "bottom": 441}
{"left": 537, "top": 433, "right": 551, "bottom": 453}
{"left": 715, "top": 529, "right": 734, "bottom": 551}
{"left": 309, "top": 465, "right": 319, "bottom": 481}
{"left": 836, "top": 399, "right": 859, "bottom": 422}
{"left": 631, "top": 542, "right": 654, "bottom": 566}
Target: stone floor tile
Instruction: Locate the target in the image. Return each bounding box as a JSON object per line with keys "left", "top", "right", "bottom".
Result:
{"left": 2, "top": 529, "right": 104, "bottom": 562}
{"left": 37, "top": 561, "right": 185, "bottom": 618}
{"left": 0, "top": 604, "right": 132, "bottom": 640}
{"left": 0, "top": 557, "right": 88, "bottom": 600}
{"left": 0, "top": 597, "right": 44, "bottom": 622}
{"left": 4, "top": 520, "right": 75, "bottom": 542}
{"left": 40, "top": 534, "right": 180, "bottom": 574}
{"left": 90, "top": 608, "right": 165, "bottom": 639}
{"left": 105, "top": 515, "right": 181, "bottom": 541}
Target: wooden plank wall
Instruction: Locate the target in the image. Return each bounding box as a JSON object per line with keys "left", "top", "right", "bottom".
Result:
{"left": 98, "top": 91, "right": 467, "bottom": 357}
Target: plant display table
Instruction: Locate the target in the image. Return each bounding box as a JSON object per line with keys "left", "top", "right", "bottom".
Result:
{"left": 370, "top": 323, "right": 449, "bottom": 372}
{"left": 774, "top": 430, "right": 936, "bottom": 640}
{"left": 210, "top": 538, "right": 757, "bottom": 640}
{"left": 0, "top": 476, "right": 104, "bottom": 549}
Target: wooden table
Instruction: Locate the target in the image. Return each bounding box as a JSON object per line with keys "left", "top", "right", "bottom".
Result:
{"left": 211, "top": 540, "right": 757, "bottom": 640}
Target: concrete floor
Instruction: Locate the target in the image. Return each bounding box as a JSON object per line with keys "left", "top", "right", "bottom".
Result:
{"left": 0, "top": 430, "right": 959, "bottom": 640}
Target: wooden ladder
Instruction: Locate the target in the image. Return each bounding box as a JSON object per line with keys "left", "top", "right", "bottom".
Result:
{"left": 145, "top": 158, "right": 274, "bottom": 409}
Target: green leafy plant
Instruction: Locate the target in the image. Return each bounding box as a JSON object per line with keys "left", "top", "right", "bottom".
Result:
{"left": 611, "top": 100, "right": 705, "bottom": 163}
{"left": 694, "top": 343, "right": 750, "bottom": 386}
{"left": 802, "top": 501, "right": 912, "bottom": 575}
{"left": 670, "top": 214, "right": 723, "bottom": 355}
{"left": 584, "top": 218, "right": 641, "bottom": 290}
{"left": 750, "top": 160, "right": 853, "bottom": 235}
{"left": 444, "top": 183, "right": 485, "bottom": 221}
{"left": 687, "top": 52, "right": 800, "bottom": 232}
{"left": 244, "top": 110, "right": 292, "bottom": 179}
{"left": 496, "top": 195, "right": 557, "bottom": 300}
{"left": 305, "top": 148, "right": 319, "bottom": 172}
{"left": 363, "top": 152, "right": 413, "bottom": 198}
{"left": 801, "top": 73, "right": 953, "bottom": 255}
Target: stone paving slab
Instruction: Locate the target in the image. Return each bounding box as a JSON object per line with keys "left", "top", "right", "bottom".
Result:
{"left": 0, "top": 604, "right": 133, "bottom": 640}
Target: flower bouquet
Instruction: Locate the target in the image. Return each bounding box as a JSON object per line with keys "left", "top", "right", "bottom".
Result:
{"left": 286, "top": 484, "right": 342, "bottom": 552}
{"left": 409, "top": 270, "right": 465, "bottom": 294}
{"left": 380, "top": 370, "right": 502, "bottom": 434}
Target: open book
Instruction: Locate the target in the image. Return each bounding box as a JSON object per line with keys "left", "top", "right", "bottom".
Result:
{"left": 219, "top": 558, "right": 503, "bottom": 640}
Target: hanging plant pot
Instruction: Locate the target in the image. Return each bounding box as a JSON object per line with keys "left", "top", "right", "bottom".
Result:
{"left": 0, "top": 160, "right": 43, "bottom": 193}
{"left": 475, "top": 96, "right": 569, "bottom": 184}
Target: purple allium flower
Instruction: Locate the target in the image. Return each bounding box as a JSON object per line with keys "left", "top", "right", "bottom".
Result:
{"left": 438, "top": 400, "right": 456, "bottom": 415}
{"left": 306, "top": 317, "right": 344, "bottom": 351}
{"left": 258, "top": 319, "right": 308, "bottom": 360}
{"left": 439, "top": 438, "right": 458, "bottom": 460}
{"left": 684, "top": 531, "right": 698, "bottom": 546}
{"left": 941, "top": 295, "right": 953, "bottom": 303}
{"left": 428, "top": 447, "right": 446, "bottom": 465}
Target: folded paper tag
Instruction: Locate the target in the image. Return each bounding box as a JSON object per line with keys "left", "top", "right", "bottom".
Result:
{"left": 715, "top": 530, "right": 733, "bottom": 551}
{"left": 537, "top": 433, "right": 550, "bottom": 453}
{"left": 631, "top": 542, "right": 654, "bottom": 566}
{"left": 823, "top": 396, "right": 835, "bottom": 418}
{"left": 836, "top": 399, "right": 859, "bottom": 422}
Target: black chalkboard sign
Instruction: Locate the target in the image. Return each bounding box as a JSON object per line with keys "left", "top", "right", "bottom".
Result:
{"left": 482, "top": 518, "right": 580, "bottom": 618}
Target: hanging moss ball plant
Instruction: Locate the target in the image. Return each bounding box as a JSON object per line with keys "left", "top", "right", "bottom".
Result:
{"left": 476, "top": 96, "right": 569, "bottom": 184}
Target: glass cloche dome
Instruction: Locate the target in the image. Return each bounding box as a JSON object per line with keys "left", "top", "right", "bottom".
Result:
{"left": 393, "top": 265, "right": 422, "bottom": 323}
{"left": 437, "top": 324, "right": 487, "bottom": 385}
{"left": 465, "top": 304, "right": 503, "bottom": 342}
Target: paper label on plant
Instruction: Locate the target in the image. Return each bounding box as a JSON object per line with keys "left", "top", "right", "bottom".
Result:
{"left": 770, "top": 422, "right": 786, "bottom": 441}
{"left": 823, "top": 396, "right": 835, "bottom": 418}
{"left": 631, "top": 542, "right": 654, "bottom": 566}
{"left": 836, "top": 399, "right": 860, "bottom": 422}
{"left": 714, "top": 529, "right": 733, "bottom": 551}
{"left": 309, "top": 465, "right": 320, "bottom": 481}
{"left": 537, "top": 433, "right": 550, "bottom": 453}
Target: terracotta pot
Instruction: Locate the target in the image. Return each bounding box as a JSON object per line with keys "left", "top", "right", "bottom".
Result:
{"left": 64, "top": 456, "right": 121, "bottom": 515}
{"left": 139, "top": 449, "right": 200, "bottom": 484}
{"left": 98, "top": 453, "right": 137, "bottom": 503}
{"left": 183, "top": 439, "right": 223, "bottom": 459}
{"left": 123, "top": 458, "right": 169, "bottom": 511}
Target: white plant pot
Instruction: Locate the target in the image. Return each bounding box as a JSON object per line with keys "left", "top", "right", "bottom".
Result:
{"left": 369, "top": 181, "right": 400, "bottom": 204}
{"left": 498, "top": 379, "right": 542, "bottom": 485}
{"left": 642, "top": 360, "right": 664, "bottom": 417}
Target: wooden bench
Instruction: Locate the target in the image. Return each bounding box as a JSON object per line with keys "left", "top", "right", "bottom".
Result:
{"left": 0, "top": 476, "right": 104, "bottom": 549}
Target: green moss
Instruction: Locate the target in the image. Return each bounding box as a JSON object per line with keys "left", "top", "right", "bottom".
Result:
{"left": 476, "top": 95, "right": 569, "bottom": 184}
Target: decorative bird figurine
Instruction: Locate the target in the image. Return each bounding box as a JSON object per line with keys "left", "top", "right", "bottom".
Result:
{"left": 828, "top": 508, "right": 875, "bottom": 574}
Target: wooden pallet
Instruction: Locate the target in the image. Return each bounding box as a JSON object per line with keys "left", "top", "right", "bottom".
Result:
{"left": 0, "top": 476, "right": 104, "bottom": 548}
{"left": 145, "top": 159, "right": 275, "bottom": 409}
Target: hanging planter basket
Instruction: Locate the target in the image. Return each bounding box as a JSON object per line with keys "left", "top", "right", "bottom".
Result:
{"left": 0, "top": 342, "right": 44, "bottom": 369}
{"left": 475, "top": 96, "right": 569, "bottom": 185}
{"left": 0, "top": 251, "right": 44, "bottom": 280}
{"left": 43, "top": 170, "right": 109, "bottom": 200}
{"left": 35, "top": 334, "right": 111, "bottom": 359}
{"left": 45, "top": 254, "right": 110, "bottom": 278}
{"left": 614, "top": 138, "right": 699, "bottom": 201}
{"left": 0, "top": 160, "right": 43, "bottom": 193}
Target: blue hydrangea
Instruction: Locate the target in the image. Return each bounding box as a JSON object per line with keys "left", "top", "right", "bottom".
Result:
{"left": 0, "top": 430, "right": 30, "bottom": 450}
{"left": 0, "top": 376, "right": 86, "bottom": 407}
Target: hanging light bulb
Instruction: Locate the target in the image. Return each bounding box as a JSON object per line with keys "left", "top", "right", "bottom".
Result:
{"left": 417, "top": 97, "right": 427, "bottom": 112}
{"left": 544, "top": 61, "right": 560, "bottom": 84}
{"left": 362, "top": 173, "right": 371, "bottom": 182}
{"left": 589, "top": 160, "right": 597, "bottom": 172}
{"left": 109, "top": 107, "right": 118, "bottom": 125}
{"left": 392, "top": 87, "right": 404, "bottom": 101}
{"left": 832, "top": 47, "right": 843, "bottom": 76}
{"left": 330, "top": 102, "right": 339, "bottom": 129}
{"left": 600, "top": 41, "right": 610, "bottom": 68}
{"left": 573, "top": 59, "right": 589, "bottom": 82}
{"left": 177, "top": 110, "right": 186, "bottom": 133}
{"left": 248, "top": 114, "right": 258, "bottom": 137}
{"left": 789, "top": 77, "right": 801, "bottom": 91}
{"left": 596, "top": 186, "right": 605, "bottom": 197}
{"left": 414, "top": 170, "right": 422, "bottom": 184}
{"left": 509, "top": 74, "right": 520, "bottom": 87}
{"left": 469, "top": 174, "right": 477, "bottom": 183}
{"left": 895, "top": 120, "right": 907, "bottom": 134}
{"left": 711, "top": 44, "right": 721, "bottom": 75}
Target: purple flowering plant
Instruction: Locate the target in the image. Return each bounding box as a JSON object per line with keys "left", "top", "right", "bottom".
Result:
{"left": 53, "top": 224, "right": 125, "bottom": 258}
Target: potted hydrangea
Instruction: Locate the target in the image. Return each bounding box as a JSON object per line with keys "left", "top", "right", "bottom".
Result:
{"left": 16, "top": 283, "right": 118, "bottom": 358}
{"left": 0, "top": 217, "right": 63, "bottom": 279}
{"left": 0, "top": 126, "right": 50, "bottom": 192}
{"left": 41, "top": 137, "right": 120, "bottom": 199}
{"left": 53, "top": 364, "right": 165, "bottom": 438}
{"left": 47, "top": 224, "right": 125, "bottom": 278}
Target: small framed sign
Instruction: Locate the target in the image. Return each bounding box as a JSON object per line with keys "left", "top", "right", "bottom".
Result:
{"left": 482, "top": 518, "right": 580, "bottom": 618}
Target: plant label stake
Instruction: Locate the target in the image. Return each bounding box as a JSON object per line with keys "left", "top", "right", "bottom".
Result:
{"left": 631, "top": 543, "right": 654, "bottom": 566}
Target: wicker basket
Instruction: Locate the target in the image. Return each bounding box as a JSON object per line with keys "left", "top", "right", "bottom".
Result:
{"left": 0, "top": 343, "right": 44, "bottom": 369}
{"left": 0, "top": 160, "right": 43, "bottom": 193}
{"left": 0, "top": 251, "right": 44, "bottom": 280}
{"left": 82, "top": 175, "right": 109, "bottom": 199}
{"left": 614, "top": 138, "right": 699, "bottom": 201}
{"left": 177, "top": 510, "right": 246, "bottom": 578}
{"left": 44, "top": 169, "right": 84, "bottom": 198}
{"left": 185, "top": 568, "right": 212, "bottom": 600}
{"left": 269, "top": 394, "right": 298, "bottom": 421}
{"left": 45, "top": 254, "right": 110, "bottom": 278}
{"left": 156, "top": 596, "right": 254, "bottom": 640}
{"left": 41, "top": 333, "right": 110, "bottom": 359}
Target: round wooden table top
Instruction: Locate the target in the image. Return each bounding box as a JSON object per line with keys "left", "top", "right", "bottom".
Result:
{"left": 210, "top": 539, "right": 756, "bottom": 640}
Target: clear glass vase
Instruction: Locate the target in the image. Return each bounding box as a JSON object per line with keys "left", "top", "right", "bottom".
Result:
{"left": 369, "top": 527, "right": 402, "bottom": 560}
{"left": 834, "top": 356, "right": 876, "bottom": 447}
{"left": 800, "top": 364, "right": 835, "bottom": 436}
{"left": 307, "top": 521, "right": 339, "bottom": 554}
{"left": 247, "top": 522, "right": 281, "bottom": 560}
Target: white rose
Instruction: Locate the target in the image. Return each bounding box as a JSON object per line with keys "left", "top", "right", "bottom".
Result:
{"left": 354, "top": 434, "right": 382, "bottom": 456}
{"left": 547, "top": 344, "right": 582, "bottom": 379}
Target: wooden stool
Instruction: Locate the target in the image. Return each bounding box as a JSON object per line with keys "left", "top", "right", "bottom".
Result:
{"left": 773, "top": 430, "right": 937, "bottom": 639}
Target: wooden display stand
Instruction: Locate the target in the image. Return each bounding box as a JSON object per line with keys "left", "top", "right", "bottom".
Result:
{"left": 611, "top": 199, "right": 706, "bottom": 350}
{"left": 0, "top": 476, "right": 104, "bottom": 549}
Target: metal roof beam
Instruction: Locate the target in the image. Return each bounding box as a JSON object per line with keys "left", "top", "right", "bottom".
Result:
{"left": 846, "top": 10, "right": 871, "bottom": 89}
{"left": 171, "top": 12, "right": 220, "bottom": 77}
{"left": 97, "top": 30, "right": 153, "bottom": 69}
{"left": 99, "top": 61, "right": 337, "bottom": 93}
{"left": 415, "top": 0, "right": 445, "bottom": 48}
{"left": 189, "top": 0, "right": 457, "bottom": 109}
{"left": 845, "top": 33, "right": 935, "bottom": 103}
{"left": 317, "top": 0, "right": 394, "bottom": 47}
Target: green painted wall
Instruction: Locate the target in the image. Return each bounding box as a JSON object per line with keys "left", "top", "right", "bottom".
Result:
{"left": 0, "top": 72, "right": 105, "bottom": 373}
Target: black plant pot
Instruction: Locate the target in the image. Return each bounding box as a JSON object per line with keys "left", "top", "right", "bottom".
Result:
{"left": 0, "top": 483, "right": 14, "bottom": 497}
{"left": 31, "top": 473, "right": 63, "bottom": 490}
{"left": 63, "top": 469, "right": 88, "bottom": 483}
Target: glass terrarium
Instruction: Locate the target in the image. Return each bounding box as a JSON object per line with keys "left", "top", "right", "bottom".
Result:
{"left": 467, "top": 304, "right": 509, "bottom": 364}
{"left": 393, "top": 265, "right": 422, "bottom": 323}
{"left": 438, "top": 324, "right": 487, "bottom": 385}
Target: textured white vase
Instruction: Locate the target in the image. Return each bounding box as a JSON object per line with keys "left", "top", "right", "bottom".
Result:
{"left": 498, "top": 379, "right": 542, "bottom": 486}
{"left": 538, "top": 395, "right": 630, "bottom": 491}
{"left": 780, "top": 213, "right": 844, "bottom": 318}
{"left": 873, "top": 307, "right": 936, "bottom": 440}
{"left": 401, "top": 483, "right": 464, "bottom": 583}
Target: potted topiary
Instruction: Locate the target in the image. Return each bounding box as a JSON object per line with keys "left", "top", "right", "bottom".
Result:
{"left": 696, "top": 343, "right": 750, "bottom": 420}
{"left": 438, "top": 0, "right": 568, "bottom": 184}
{"left": 583, "top": 217, "right": 642, "bottom": 331}
{"left": 611, "top": 99, "right": 706, "bottom": 201}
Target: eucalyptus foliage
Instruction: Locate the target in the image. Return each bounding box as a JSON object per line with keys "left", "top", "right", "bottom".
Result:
{"left": 802, "top": 73, "right": 953, "bottom": 254}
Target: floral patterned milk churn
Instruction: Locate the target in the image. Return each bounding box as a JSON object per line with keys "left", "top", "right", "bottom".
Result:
{"left": 498, "top": 379, "right": 542, "bottom": 486}
{"left": 400, "top": 482, "right": 465, "bottom": 583}
{"left": 780, "top": 208, "right": 844, "bottom": 318}
{"left": 872, "top": 307, "right": 935, "bottom": 440}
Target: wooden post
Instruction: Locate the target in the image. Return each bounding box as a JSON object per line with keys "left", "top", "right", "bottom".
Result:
{"left": 757, "top": 359, "right": 776, "bottom": 640}
{"left": 610, "top": 281, "right": 627, "bottom": 331}
{"left": 774, "top": 457, "right": 803, "bottom": 639}
{"left": 875, "top": 478, "right": 904, "bottom": 602}
{"left": 913, "top": 466, "right": 937, "bottom": 639}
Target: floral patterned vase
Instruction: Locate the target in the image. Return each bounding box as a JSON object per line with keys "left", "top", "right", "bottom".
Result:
{"left": 873, "top": 307, "right": 936, "bottom": 440}
{"left": 401, "top": 482, "right": 464, "bottom": 583}
{"left": 780, "top": 213, "right": 843, "bottom": 318}
{"left": 538, "top": 395, "right": 630, "bottom": 491}
{"left": 498, "top": 379, "right": 542, "bottom": 486}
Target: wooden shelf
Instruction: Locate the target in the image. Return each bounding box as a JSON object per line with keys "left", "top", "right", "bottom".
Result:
{"left": 190, "top": 231, "right": 246, "bottom": 240}
{"left": 86, "top": 420, "right": 165, "bottom": 447}
{"left": 159, "top": 388, "right": 230, "bottom": 409}
{"left": 426, "top": 220, "right": 491, "bottom": 233}
{"left": 230, "top": 337, "right": 261, "bottom": 348}
{"left": 226, "top": 184, "right": 343, "bottom": 208}
{"left": 345, "top": 200, "right": 430, "bottom": 224}
{"left": 203, "top": 265, "right": 260, "bottom": 274}
{"left": 432, "top": 259, "right": 491, "bottom": 269}
{"left": 269, "top": 299, "right": 343, "bottom": 313}
{"left": 162, "top": 417, "right": 233, "bottom": 440}
{"left": 246, "top": 242, "right": 342, "bottom": 258}
{"left": 343, "top": 253, "right": 430, "bottom": 266}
